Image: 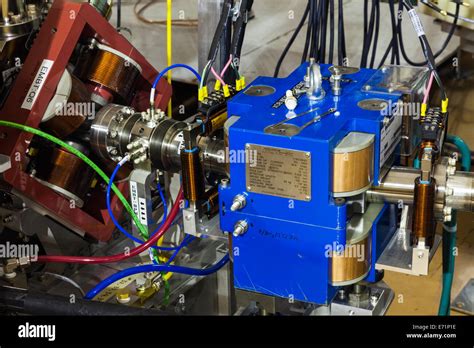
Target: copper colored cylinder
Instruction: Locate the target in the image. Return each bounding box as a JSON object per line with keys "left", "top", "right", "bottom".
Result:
{"left": 181, "top": 148, "right": 206, "bottom": 202}
{"left": 42, "top": 74, "right": 92, "bottom": 139}
{"left": 34, "top": 147, "right": 95, "bottom": 207}
{"left": 411, "top": 177, "right": 436, "bottom": 248}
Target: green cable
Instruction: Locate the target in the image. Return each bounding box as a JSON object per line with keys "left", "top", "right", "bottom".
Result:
{"left": 0, "top": 121, "right": 172, "bottom": 300}
{"left": 0, "top": 120, "right": 149, "bottom": 238}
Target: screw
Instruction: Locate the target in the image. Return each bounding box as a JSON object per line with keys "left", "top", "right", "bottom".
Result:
{"left": 447, "top": 166, "right": 456, "bottom": 176}
{"left": 233, "top": 220, "right": 249, "bottom": 237}
{"left": 370, "top": 295, "right": 378, "bottom": 306}
{"left": 220, "top": 179, "right": 229, "bottom": 188}
{"left": 231, "top": 194, "right": 247, "bottom": 212}
{"left": 116, "top": 292, "right": 131, "bottom": 304}
{"left": 2, "top": 215, "right": 14, "bottom": 224}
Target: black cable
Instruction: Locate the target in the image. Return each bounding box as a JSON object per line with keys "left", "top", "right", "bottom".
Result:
{"left": 302, "top": 0, "right": 313, "bottom": 63}
{"left": 339, "top": 0, "right": 347, "bottom": 64}
{"left": 388, "top": 0, "right": 400, "bottom": 65}
{"left": 207, "top": 0, "right": 233, "bottom": 63}
{"left": 328, "top": 0, "right": 335, "bottom": 64}
{"left": 398, "top": 0, "right": 461, "bottom": 67}
{"left": 274, "top": 2, "right": 310, "bottom": 77}
{"left": 377, "top": 37, "right": 395, "bottom": 68}
{"left": 399, "top": 0, "right": 447, "bottom": 101}
{"left": 319, "top": 0, "right": 328, "bottom": 63}
{"left": 313, "top": 0, "right": 322, "bottom": 60}
{"left": 369, "top": 0, "right": 380, "bottom": 68}
{"left": 361, "top": 0, "right": 376, "bottom": 68}
{"left": 117, "top": 0, "right": 121, "bottom": 30}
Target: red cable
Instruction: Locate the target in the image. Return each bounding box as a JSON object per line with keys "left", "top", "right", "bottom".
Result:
{"left": 36, "top": 188, "right": 184, "bottom": 264}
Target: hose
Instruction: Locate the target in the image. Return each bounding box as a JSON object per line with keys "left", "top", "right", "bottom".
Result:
{"left": 36, "top": 187, "right": 183, "bottom": 264}
{"left": 0, "top": 120, "right": 148, "bottom": 239}
{"left": 85, "top": 253, "right": 230, "bottom": 300}
{"left": 438, "top": 135, "right": 471, "bottom": 316}
{"left": 446, "top": 134, "right": 471, "bottom": 172}
{"left": 0, "top": 120, "right": 184, "bottom": 265}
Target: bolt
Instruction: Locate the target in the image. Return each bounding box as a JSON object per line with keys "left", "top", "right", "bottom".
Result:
{"left": 444, "top": 214, "right": 452, "bottom": 223}
{"left": 443, "top": 206, "right": 452, "bottom": 216}
{"left": 447, "top": 166, "right": 456, "bottom": 176}
{"left": 370, "top": 295, "right": 378, "bottom": 306}
{"left": 446, "top": 187, "right": 454, "bottom": 196}
{"left": 2, "top": 215, "right": 14, "bottom": 224}
{"left": 338, "top": 289, "right": 346, "bottom": 300}
{"left": 448, "top": 157, "right": 457, "bottom": 166}
{"left": 233, "top": 220, "right": 249, "bottom": 237}
{"left": 116, "top": 292, "right": 131, "bottom": 304}
{"left": 417, "top": 251, "right": 424, "bottom": 259}
{"left": 364, "top": 85, "right": 371, "bottom": 91}
{"left": 220, "top": 179, "right": 229, "bottom": 188}
{"left": 230, "top": 194, "right": 247, "bottom": 212}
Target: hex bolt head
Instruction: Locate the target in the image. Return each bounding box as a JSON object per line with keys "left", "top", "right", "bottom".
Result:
{"left": 233, "top": 220, "right": 249, "bottom": 237}
{"left": 230, "top": 194, "right": 247, "bottom": 212}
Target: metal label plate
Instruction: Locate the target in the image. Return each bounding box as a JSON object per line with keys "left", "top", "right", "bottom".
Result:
{"left": 246, "top": 144, "right": 311, "bottom": 201}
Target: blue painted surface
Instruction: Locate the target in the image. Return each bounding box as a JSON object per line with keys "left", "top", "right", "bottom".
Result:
{"left": 220, "top": 63, "right": 400, "bottom": 304}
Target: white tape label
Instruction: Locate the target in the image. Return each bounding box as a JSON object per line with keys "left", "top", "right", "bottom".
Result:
{"left": 21, "top": 59, "right": 54, "bottom": 110}
{"left": 408, "top": 9, "right": 425, "bottom": 37}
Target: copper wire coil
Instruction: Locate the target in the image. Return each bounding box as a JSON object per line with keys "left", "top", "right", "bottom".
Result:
{"left": 34, "top": 146, "right": 95, "bottom": 207}
{"left": 41, "top": 74, "right": 92, "bottom": 139}
{"left": 181, "top": 149, "right": 206, "bottom": 202}
{"left": 412, "top": 177, "right": 437, "bottom": 248}
{"left": 331, "top": 235, "right": 371, "bottom": 285}
{"left": 84, "top": 48, "right": 141, "bottom": 102}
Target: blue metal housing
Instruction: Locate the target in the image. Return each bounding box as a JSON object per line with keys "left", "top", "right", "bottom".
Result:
{"left": 219, "top": 63, "right": 400, "bottom": 304}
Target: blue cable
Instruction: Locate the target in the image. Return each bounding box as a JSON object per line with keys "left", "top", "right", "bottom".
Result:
{"left": 106, "top": 161, "right": 175, "bottom": 251}
{"left": 152, "top": 63, "right": 202, "bottom": 90}
{"left": 85, "top": 254, "right": 230, "bottom": 300}
{"left": 166, "top": 234, "right": 196, "bottom": 265}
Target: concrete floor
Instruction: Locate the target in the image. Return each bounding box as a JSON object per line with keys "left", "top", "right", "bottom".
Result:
{"left": 111, "top": 0, "right": 472, "bottom": 315}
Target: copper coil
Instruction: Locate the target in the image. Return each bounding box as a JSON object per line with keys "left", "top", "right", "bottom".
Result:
{"left": 412, "top": 177, "right": 437, "bottom": 248}
{"left": 418, "top": 140, "right": 439, "bottom": 160}
{"left": 42, "top": 74, "right": 92, "bottom": 139}
{"left": 331, "top": 235, "right": 371, "bottom": 285}
{"left": 333, "top": 132, "right": 374, "bottom": 197}
{"left": 85, "top": 48, "right": 141, "bottom": 102}
{"left": 181, "top": 149, "right": 205, "bottom": 202}
{"left": 34, "top": 146, "right": 95, "bottom": 207}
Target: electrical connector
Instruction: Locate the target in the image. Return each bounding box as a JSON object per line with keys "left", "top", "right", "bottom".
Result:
{"left": 214, "top": 80, "right": 222, "bottom": 91}
{"left": 223, "top": 84, "right": 231, "bottom": 97}
{"left": 421, "top": 103, "right": 427, "bottom": 117}
{"left": 441, "top": 98, "right": 449, "bottom": 113}
{"left": 198, "top": 86, "right": 209, "bottom": 102}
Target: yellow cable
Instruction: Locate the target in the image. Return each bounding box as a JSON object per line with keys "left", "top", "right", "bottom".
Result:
{"left": 167, "top": 0, "right": 172, "bottom": 118}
